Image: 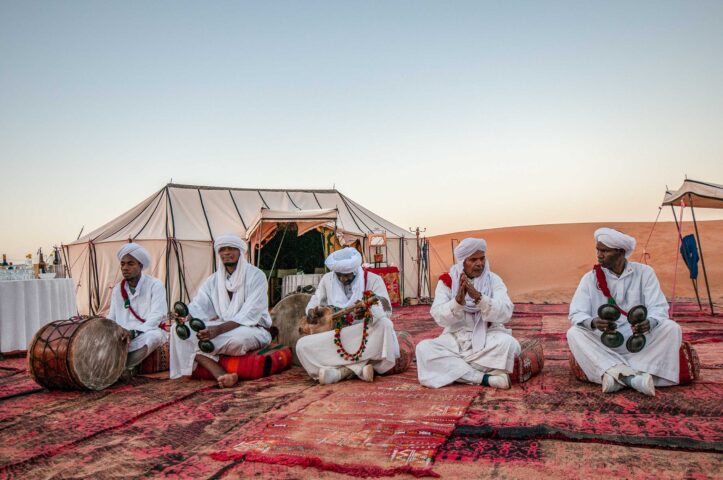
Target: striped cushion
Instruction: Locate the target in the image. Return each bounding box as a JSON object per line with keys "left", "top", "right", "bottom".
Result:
{"left": 192, "top": 344, "right": 293, "bottom": 381}
{"left": 511, "top": 338, "right": 544, "bottom": 384}
{"left": 138, "top": 341, "right": 170, "bottom": 374}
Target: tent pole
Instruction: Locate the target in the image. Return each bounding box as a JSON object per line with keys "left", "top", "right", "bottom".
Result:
{"left": 688, "top": 195, "right": 715, "bottom": 315}
{"left": 670, "top": 204, "right": 702, "bottom": 310}
{"left": 256, "top": 220, "right": 263, "bottom": 267}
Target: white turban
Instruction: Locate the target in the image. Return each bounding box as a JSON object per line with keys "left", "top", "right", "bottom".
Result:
{"left": 213, "top": 234, "right": 248, "bottom": 320}
{"left": 214, "top": 234, "right": 248, "bottom": 255}
{"left": 117, "top": 243, "right": 152, "bottom": 270}
{"left": 454, "top": 238, "right": 487, "bottom": 263}
{"left": 325, "top": 247, "right": 362, "bottom": 274}
{"left": 595, "top": 228, "right": 636, "bottom": 259}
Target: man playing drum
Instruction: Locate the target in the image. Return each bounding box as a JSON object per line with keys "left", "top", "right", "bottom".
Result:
{"left": 567, "top": 228, "right": 682, "bottom": 396}
{"left": 107, "top": 243, "right": 168, "bottom": 371}
{"left": 169, "top": 234, "right": 272, "bottom": 388}
{"left": 295, "top": 247, "right": 400, "bottom": 385}
{"left": 416, "top": 238, "right": 519, "bottom": 389}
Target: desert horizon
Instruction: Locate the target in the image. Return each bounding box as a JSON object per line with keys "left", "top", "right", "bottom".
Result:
{"left": 427, "top": 219, "right": 723, "bottom": 306}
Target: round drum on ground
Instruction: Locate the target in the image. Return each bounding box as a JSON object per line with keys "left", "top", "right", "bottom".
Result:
{"left": 27, "top": 316, "right": 129, "bottom": 391}
{"left": 270, "top": 293, "right": 312, "bottom": 367}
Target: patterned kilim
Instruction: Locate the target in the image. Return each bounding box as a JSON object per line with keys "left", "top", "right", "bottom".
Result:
{"left": 212, "top": 370, "right": 476, "bottom": 477}
{"left": 0, "top": 303, "right": 720, "bottom": 479}
{"left": 433, "top": 308, "right": 723, "bottom": 478}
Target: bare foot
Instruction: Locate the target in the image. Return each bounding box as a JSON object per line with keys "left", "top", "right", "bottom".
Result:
{"left": 217, "top": 373, "right": 238, "bottom": 388}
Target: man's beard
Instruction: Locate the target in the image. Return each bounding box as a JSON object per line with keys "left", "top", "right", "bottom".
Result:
{"left": 223, "top": 261, "right": 238, "bottom": 268}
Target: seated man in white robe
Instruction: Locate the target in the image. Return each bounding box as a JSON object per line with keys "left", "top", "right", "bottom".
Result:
{"left": 107, "top": 243, "right": 168, "bottom": 370}
{"left": 295, "top": 247, "right": 400, "bottom": 385}
{"left": 567, "top": 228, "right": 682, "bottom": 396}
{"left": 416, "top": 238, "right": 519, "bottom": 389}
{"left": 169, "top": 234, "right": 272, "bottom": 388}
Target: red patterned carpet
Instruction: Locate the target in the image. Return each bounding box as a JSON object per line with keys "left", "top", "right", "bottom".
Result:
{"left": 0, "top": 304, "right": 721, "bottom": 479}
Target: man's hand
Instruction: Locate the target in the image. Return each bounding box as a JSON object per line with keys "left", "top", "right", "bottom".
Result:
{"left": 169, "top": 311, "right": 190, "bottom": 324}
{"left": 632, "top": 319, "right": 651, "bottom": 335}
{"left": 466, "top": 282, "right": 482, "bottom": 304}
{"left": 197, "top": 325, "right": 220, "bottom": 341}
{"left": 120, "top": 329, "right": 132, "bottom": 343}
{"left": 455, "top": 273, "right": 467, "bottom": 305}
{"left": 591, "top": 317, "right": 614, "bottom": 331}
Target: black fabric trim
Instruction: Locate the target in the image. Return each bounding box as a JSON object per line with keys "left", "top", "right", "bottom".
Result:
{"left": 257, "top": 191, "right": 270, "bottom": 208}
{"left": 450, "top": 424, "right": 723, "bottom": 453}
{"left": 197, "top": 189, "right": 216, "bottom": 273}
{"left": 97, "top": 188, "right": 164, "bottom": 242}
{"left": 132, "top": 190, "right": 165, "bottom": 240}
{"left": 228, "top": 190, "right": 247, "bottom": 229}
{"left": 285, "top": 191, "right": 301, "bottom": 210}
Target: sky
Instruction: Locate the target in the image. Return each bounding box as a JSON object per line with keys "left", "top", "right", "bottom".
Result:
{"left": 1, "top": 1, "right": 722, "bottom": 260}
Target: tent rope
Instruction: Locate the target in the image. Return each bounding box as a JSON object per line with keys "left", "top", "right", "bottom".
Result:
{"left": 267, "top": 224, "right": 290, "bottom": 280}
{"left": 639, "top": 206, "right": 663, "bottom": 265}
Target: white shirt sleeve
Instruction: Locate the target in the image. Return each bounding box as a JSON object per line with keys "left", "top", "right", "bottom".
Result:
{"left": 188, "top": 275, "right": 220, "bottom": 321}
{"left": 430, "top": 281, "right": 467, "bottom": 329}
{"left": 569, "top": 272, "right": 595, "bottom": 330}
{"left": 137, "top": 279, "right": 168, "bottom": 332}
{"left": 367, "top": 273, "right": 391, "bottom": 322}
{"left": 107, "top": 284, "right": 120, "bottom": 322}
{"left": 641, "top": 265, "right": 669, "bottom": 330}
{"left": 478, "top": 273, "right": 514, "bottom": 325}
{"left": 305, "top": 274, "right": 328, "bottom": 314}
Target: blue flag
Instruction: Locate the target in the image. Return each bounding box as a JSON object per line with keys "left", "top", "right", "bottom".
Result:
{"left": 680, "top": 234, "right": 699, "bottom": 280}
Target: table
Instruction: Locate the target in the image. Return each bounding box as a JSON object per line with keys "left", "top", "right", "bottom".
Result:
{"left": 282, "top": 273, "right": 324, "bottom": 297}
{"left": 0, "top": 278, "right": 78, "bottom": 353}
{"left": 365, "top": 267, "right": 401, "bottom": 307}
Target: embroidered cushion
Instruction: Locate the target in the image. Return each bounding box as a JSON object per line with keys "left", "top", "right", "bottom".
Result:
{"left": 192, "top": 344, "right": 293, "bottom": 381}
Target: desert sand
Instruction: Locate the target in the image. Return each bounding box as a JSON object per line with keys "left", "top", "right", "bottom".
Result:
{"left": 428, "top": 220, "right": 723, "bottom": 306}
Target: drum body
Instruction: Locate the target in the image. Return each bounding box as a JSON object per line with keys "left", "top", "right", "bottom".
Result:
{"left": 270, "top": 293, "right": 313, "bottom": 366}
{"left": 28, "top": 316, "right": 129, "bottom": 391}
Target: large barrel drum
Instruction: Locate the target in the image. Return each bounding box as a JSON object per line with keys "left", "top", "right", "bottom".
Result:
{"left": 28, "top": 316, "right": 129, "bottom": 391}
{"left": 270, "top": 293, "right": 312, "bottom": 366}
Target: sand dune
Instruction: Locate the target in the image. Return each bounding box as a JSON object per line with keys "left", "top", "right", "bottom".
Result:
{"left": 427, "top": 221, "right": 723, "bottom": 306}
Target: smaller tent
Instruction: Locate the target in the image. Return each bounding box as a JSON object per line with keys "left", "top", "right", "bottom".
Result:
{"left": 662, "top": 178, "right": 722, "bottom": 314}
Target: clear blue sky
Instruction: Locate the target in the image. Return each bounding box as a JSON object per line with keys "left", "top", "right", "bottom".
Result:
{"left": 1, "top": 1, "right": 722, "bottom": 259}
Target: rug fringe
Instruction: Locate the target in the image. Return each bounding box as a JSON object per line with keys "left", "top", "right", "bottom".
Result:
{"left": 210, "top": 451, "right": 441, "bottom": 478}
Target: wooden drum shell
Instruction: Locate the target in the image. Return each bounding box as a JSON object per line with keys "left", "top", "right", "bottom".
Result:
{"left": 27, "top": 316, "right": 129, "bottom": 391}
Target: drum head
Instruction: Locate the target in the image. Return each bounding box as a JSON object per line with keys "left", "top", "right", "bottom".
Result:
{"left": 271, "top": 293, "right": 312, "bottom": 366}
{"left": 70, "top": 317, "right": 129, "bottom": 390}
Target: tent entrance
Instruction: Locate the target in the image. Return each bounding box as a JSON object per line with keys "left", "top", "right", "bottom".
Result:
{"left": 258, "top": 224, "right": 326, "bottom": 306}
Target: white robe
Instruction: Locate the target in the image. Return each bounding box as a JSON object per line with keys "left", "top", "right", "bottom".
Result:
{"left": 107, "top": 274, "right": 168, "bottom": 355}
{"left": 169, "top": 264, "right": 272, "bottom": 379}
{"left": 416, "top": 273, "right": 520, "bottom": 388}
{"left": 295, "top": 271, "right": 399, "bottom": 379}
{"left": 567, "top": 261, "right": 682, "bottom": 385}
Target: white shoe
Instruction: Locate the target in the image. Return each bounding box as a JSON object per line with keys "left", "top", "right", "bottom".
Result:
{"left": 318, "top": 366, "right": 353, "bottom": 385}
{"left": 358, "top": 364, "right": 375, "bottom": 382}
{"left": 629, "top": 373, "right": 656, "bottom": 397}
{"left": 484, "top": 373, "right": 510, "bottom": 389}
{"left": 602, "top": 373, "right": 624, "bottom": 393}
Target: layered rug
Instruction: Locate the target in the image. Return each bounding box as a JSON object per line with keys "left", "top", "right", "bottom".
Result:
{"left": 0, "top": 303, "right": 721, "bottom": 479}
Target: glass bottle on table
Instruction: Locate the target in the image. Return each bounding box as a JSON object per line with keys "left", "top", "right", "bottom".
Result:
{"left": 1, "top": 254, "right": 7, "bottom": 267}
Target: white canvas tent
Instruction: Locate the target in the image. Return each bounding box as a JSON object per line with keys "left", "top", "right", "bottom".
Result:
{"left": 64, "top": 183, "right": 420, "bottom": 315}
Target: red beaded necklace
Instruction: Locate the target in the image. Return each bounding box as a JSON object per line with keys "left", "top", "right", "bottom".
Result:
{"left": 333, "top": 290, "right": 375, "bottom": 361}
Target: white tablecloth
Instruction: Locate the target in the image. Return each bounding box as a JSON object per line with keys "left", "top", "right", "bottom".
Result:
{"left": 282, "top": 273, "right": 323, "bottom": 297}
{"left": 0, "top": 278, "right": 78, "bottom": 353}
